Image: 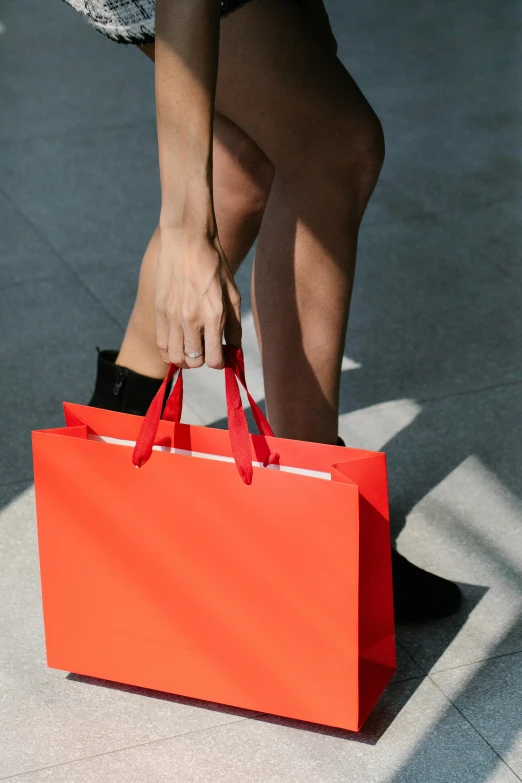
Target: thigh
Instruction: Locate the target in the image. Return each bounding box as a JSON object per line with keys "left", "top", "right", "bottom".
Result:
{"left": 138, "top": 41, "right": 273, "bottom": 189}
{"left": 216, "top": 0, "right": 377, "bottom": 177}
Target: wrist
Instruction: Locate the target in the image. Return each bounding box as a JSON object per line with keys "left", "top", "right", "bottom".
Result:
{"left": 159, "top": 194, "right": 217, "bottom": 240}
{"left": 159, "top": 213, "right": 218, "bottom": 247}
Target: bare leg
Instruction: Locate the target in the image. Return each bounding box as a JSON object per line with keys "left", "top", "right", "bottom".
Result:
{"left": 214, "top": 0, "right": 384, "bottom": 443}
{"left": 117, "top": 44, "right": 274, "bottom": 379}
{"left": 251, "top": 176, "right": 361, "bottom": 444}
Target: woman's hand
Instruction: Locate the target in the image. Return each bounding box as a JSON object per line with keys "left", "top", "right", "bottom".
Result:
{"left": 155, "top": 227, "right": 242, "bottom": 369}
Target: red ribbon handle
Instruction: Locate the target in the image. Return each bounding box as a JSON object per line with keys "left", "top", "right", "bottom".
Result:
{"left": 132, "top": 346, "right": 275, "bottom": 485}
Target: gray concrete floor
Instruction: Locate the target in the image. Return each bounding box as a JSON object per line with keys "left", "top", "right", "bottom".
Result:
{"left": 1, "top": 0, "right": 521, "bottom": 780}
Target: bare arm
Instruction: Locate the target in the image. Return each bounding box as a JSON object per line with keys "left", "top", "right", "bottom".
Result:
{"left": 154, "top": 0, "right": 241, "bottom": 370}
{"left": 155, "top": 0, "right": 219, "bottom": 232}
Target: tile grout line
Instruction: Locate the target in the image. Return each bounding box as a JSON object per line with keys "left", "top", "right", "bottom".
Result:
{"left": 415, "top": 376, "right": 522, "bottom": 407}
{"left": 0, "top": 183, "right": 122, "bottom": 330}
{"left": 487, "top": 258, "right": 522, "bottom": 290}
{"left": 0, "top": 678, "right": 428, "bottom": 781}
{"left": 427, "top": 677, "right": 522, "bottom": 782}
{"left": 402, "top": 643, "right": 522, "bottom": 781}
{"left": 0, "top": 184, "right": 207, "bottom": 422}
{"left": 0, "top": 272, "right": 67, "bottom": 292}
{"left": 0, "top": 713, "right": 266, "bottom": 782}
{"left": 388, "top": 674, "right": 425, "bottom": 686}
{"left": 0, "top": 117, "right": 157, "bottom": 145}
{"left": 427, "top": 647, "right": 522, "bottom": 676}
{"left": 0, "top": 680, "right": 432, "bottom": 781}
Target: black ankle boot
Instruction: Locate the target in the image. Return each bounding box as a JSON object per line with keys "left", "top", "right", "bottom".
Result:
{"left": 391, "top": 549, "right": 462, "bottom": 623}
{"left": 88, "top": 348, "right": 173, "bottom": 417}
{"left": 337, "top": 436, "right": 462, "bottom": 623}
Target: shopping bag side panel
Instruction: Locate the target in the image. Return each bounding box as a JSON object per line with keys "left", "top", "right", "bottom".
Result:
{"left": 349, "top": 454, "right": 394, "bottom": 659}
{"left": 32, "top": 431, "right": 363, "bottom": 731}
{"left": 334, "top": 453, "right": 395, "bottom": 730}
{"left": 63, "top": 402, "right": 177, "bottom": 445}
{"left": 63, "top": 402, "right": 89, "bottom": 428}
{"left": 333, "top": 452, "right": 389, "bottom": 520}
{"left": 356, "top": 491, "right": 395, "bottom": 729}
{"left": 32, "top": 425, "right": 88, "bottom": 439}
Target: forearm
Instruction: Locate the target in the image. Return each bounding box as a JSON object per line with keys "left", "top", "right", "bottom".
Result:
{"left": 155, "top": 0, "right": 221, "bottom": 236}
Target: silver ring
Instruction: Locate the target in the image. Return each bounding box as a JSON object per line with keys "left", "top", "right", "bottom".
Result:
{"left": 184, "top": 349, "right": 203, "bottom": 359}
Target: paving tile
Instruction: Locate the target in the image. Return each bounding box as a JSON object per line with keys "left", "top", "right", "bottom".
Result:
{"left": 338, "top": 398, "right": 423, "bottom": 454}
{"left": 338, "top": 383, "right": 522, "bottom": 673}
{"left": 341, "top": 381, "right": 522, "bottom": 512}
{"left": 358, "top": 176, "right": 436, "bottom": 230}
{"left": 335, "top": 0, "right": 522, "bottom": 220}
{"left": 0, "top": 0, "right": 155, "bottom": 142}
{"left": 341, "top": 220, "right": 522, "bottom": 409}
{"left": 0, "top": 273, "right": 121, "bottom": 482}
{"left": 4, "top": 678, "right": 519, "bottom": 783}
{"left": 434, "top": 201, "right": 522, "bottom": 285}
{"left": 0, "top": 406, "right": 66, "bottom": 488}
{"left": 432, "top": 652, "right": 522, "bottom": 778}
{"left": 391, "top": 643, "right": 424, "bottom": 684}
{"left": 75, "top": 257, "right": 144, "bottom": 329}
{"left": 0, "top": 192, "right": 65, "bottom": 285}
{"left": 0, "top": 123, "right": 161, "bottom": 270}
{"left": 387, "top": 386, "right": 522, "bottom": 670}
{"left": 0, "top": 484, "right": 263, "bottom": 779}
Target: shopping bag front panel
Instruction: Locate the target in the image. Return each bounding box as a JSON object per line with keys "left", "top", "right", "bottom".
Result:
{"left": 33, "top": 428, "right": 363, "bottom": 730}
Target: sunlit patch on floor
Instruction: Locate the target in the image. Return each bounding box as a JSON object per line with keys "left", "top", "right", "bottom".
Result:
{"left": 341, "top": 356, "right": 362, "bottom": 371}
{"left": 339, "top": 398, "right": 422, "bottom": 452}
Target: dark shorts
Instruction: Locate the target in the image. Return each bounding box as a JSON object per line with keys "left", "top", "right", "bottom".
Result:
{"left": 61, "top": 0, "right": 258, "bottom": 45}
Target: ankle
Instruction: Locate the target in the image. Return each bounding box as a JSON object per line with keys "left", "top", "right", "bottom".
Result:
{"left": 117, "top": 330, "right": 168, "bottom": 380}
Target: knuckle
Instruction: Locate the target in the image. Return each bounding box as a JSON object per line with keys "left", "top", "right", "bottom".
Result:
{"left": 180, "top": 305, "right": 198, "bottom": 325}
{"left": 212, "top": 307, "right": 225, "bottom": 326}
{"left": 206, "top": 357, "right": 224, "bottom": 370}
{"left": 208, "top": 297, "right": 224, "bottom": 317}
{"left": 166, "top": 304, "right": 180, "bottom": 321}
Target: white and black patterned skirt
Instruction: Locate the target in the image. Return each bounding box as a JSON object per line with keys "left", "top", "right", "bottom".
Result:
{"left": 61, "top": 0, "right": 256, "bottom": 44}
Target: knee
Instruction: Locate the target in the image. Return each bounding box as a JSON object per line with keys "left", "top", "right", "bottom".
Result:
{"left": 299, "top": 105, "right": 385, "bottom": 218}
{"left": 348, "top": 109, "right": 385, "bottom": 196}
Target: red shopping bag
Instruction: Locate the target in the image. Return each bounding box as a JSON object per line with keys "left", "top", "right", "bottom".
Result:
{"left": 32, "top": 346, "right": 395, "bottom": 732}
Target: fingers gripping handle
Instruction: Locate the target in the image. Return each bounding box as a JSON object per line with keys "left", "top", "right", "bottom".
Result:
{"left": 162, "top": 368, "right": 183, "bottom": 423}
{"left": 132, "top": 347, "right": 275, "bottom": 484}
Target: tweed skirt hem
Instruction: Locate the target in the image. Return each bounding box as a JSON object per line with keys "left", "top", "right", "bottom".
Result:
{"left": 61, "top": 0, "right": 256, "bottom": 45}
